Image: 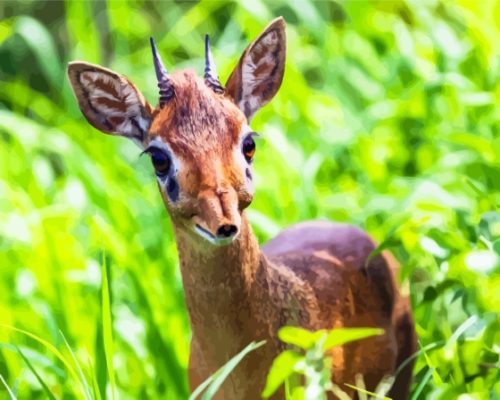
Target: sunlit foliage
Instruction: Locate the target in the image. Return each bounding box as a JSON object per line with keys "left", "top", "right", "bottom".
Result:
{"left": 0, "top": 1, "right": 499, "bottom": 398}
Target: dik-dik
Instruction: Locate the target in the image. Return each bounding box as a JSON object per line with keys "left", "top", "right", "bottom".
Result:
{"left": 68, "top": 17, "right": 416, "bottom": 399}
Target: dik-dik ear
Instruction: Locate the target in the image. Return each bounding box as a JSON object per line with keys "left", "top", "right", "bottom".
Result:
{"left": 225, "top": 17, "right": 286, "bottom": 121}
{"left": 67, "top": 62, "right": 153, "bottom": 144}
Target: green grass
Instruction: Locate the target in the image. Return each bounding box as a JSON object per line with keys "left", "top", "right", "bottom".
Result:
{"left": 0, "top": 0, "right": 499, "bottom": 399}
{"left": 101, "top": 255, "right": 116, "bottom": 400}
{"left": 263, "top": 327, "right": 386, "bottom": 399}
{"left": 189, "top": 341, "right": 266, "bottom": 400}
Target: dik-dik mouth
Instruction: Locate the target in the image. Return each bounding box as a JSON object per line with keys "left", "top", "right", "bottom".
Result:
{"left": 194, "top": 223, "right": 238, "bottom": 246}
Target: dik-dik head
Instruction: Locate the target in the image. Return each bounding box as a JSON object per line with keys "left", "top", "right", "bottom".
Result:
{"left": 68, "top": 18, "right": 286, "bottom": 246}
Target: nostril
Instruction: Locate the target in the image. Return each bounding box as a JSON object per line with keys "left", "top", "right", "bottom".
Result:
{"left": 216, "top": 224, "right": 238, "bottom": 238}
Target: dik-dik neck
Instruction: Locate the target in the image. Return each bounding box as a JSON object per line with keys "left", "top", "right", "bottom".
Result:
{"left": 174, "top": 213, "right": 271, "bottom": 350}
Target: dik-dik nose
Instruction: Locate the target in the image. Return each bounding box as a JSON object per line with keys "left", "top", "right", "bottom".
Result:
{"left": 195, "top": 187, "right": 241, "bottom": 245}
{"left": 216, "top": 224, "right": 238, "bottom": 239}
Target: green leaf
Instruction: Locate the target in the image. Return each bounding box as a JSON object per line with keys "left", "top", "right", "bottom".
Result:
{"left": 323, "top": 328, "right": 384, "bottom": 350}
{"left": 364, "top": 213, "right": 409, "bottom": 267}
{"left": 479, "top": 212, "right": 500, "bottom": 240}
{"left": 0, "top": 18, "right": 14, "bottom": 43}
{"left": 291, "top": 386, "right": 305, "bottom": 400}
{"left": 493, "top": 239, "right": 500, "bottom": 256}
{"left": 365, "top": 236, "right": 401, "bottom": 267}
{"left": 278, "top": 326, "right": 326, "bottom": 350}
{"left": 423, "top": 286, "right": 438, "bottom": 302}
{"left": 262, "top": 350, "right": 304, "bottom": 398}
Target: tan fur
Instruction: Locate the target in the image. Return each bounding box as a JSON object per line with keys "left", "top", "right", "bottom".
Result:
{"left": 67, "top": 16, "right": 416, "bottom": 400}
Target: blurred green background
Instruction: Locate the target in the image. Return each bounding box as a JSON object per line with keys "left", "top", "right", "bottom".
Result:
{"left": 1, "top": 0, "right": 499, "bottom": 399}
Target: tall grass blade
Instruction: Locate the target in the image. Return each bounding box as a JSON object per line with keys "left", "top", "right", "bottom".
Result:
{"left": 60, "top": 331, "right": 94, "bottom": 400}
{"left": 128, "top": 271, "right": 188, "bottom": 395}
{"left": 189, "top": 340, "right": 265, "bottom": 400}
{"left": 394, "top": 341, "right": 444, "bottom": 378}
{"left": 87, "top": 357, "right": 103, "bottom": 400}
{"left": 0, "top": 343, "right": 65, "bottom": 378}
{"left": 410, "top": 367, "right": 434, "bottom": 400}
{"left": 101, "top": 255, "right": 116, "bottom": 400}
{"left": 14, "top": 16, "right": 62, "bottom": 92}
{"left": 201, "top": 340, "right": 265, "bottom": 400}
{"left": 343, "top": 382, "right": 392, "bottom": 400}
{"left": 17, "top": 347, "right": 57, "bottom": 400}
{"left": 0, "top": 324, "right": 80, "bottom": 387}
{"left": 0, "top": 372, "right": 17, "bottom": 400}
{"left": 330, "top": 384, "right": 352, "bottom": 400}
{"left": 374, "top": 376, "right": 395, "bottom": 398}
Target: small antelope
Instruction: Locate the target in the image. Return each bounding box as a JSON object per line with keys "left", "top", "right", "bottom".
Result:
{"left": 68, "top": 17, "right": 416, "bottom": 399}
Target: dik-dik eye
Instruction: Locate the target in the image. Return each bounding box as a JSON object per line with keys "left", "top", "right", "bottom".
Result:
{"left": 242, "top": 135, "right": 256, "bottom": 163}
{"left": 145, "top": 147, "right": 171, "bottom": 176}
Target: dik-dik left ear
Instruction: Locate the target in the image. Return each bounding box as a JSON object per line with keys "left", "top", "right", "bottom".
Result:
{"left": 67, "top": 62, "right": 153, "bottom": 145}
{"left": 225, "top": 17, "right": 286, "bottom": 121}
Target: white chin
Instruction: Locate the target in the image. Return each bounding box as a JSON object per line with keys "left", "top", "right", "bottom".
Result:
{"left": 194, "top": 225, "right": 237, "bottom": 247}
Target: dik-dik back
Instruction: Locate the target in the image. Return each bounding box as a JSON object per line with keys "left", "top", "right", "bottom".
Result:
{"left": 263, "top": 222, "right": 416, "bottom": 399}
{"left": 68, "top": 17, "right": 416, "bottom": 399}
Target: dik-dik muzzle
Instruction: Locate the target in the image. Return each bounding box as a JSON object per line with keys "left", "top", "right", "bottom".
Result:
{"left": 194, "top": 187, "right": 241, "bottom": 245}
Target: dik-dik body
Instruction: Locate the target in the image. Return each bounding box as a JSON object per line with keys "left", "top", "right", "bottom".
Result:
{"left": 68, "top": 18, "right": 416, "bottom": 399}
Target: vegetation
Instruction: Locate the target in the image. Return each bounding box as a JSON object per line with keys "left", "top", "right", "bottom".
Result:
{"left": 0, "top": 0, "right": 499, "bottom": 398}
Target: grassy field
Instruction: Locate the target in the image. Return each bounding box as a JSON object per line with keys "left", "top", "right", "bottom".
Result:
{"left": 0, "top": 0, "right": 499, "bottom": 398}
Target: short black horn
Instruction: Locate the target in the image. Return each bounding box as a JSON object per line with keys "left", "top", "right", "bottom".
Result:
{"left": 204, "top": 35, "right": 224, "bottom": 94}
{"left": 150, "top": 37, "right": 174, "bottom": 107}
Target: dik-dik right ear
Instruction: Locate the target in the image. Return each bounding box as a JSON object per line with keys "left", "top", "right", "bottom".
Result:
{"left": 67, "top": 62, "right": 153, "bottom": 145}
{"left": 225, "top": 17, "right": 286, "bottom": 121}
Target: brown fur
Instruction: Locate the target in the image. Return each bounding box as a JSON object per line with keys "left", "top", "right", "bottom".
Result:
{"left": 175, "top": 217, "right": 415, "bottom": 399}
{"left": 150, "top": 70, "right": 244, "bottom": 158}
{"left": 67, "top": 16, "right": 416, "bottom": 400}
{"left": 145, "top": 71, "right": 417, "bottom": 397}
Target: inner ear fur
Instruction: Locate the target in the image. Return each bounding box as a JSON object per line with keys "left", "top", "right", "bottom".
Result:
{"left": 67, "top": 62, "right": 153, "bottom": 142}
{"left": 225, "top": 17, "right": 286, "bottom": 121}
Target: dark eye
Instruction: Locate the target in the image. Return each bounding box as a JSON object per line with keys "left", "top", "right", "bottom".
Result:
{"left": 148, "top": 148, "right": 171, "bottom": 176}
{"left": 242, "top": 136, "right": 256, "bottom": 163}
